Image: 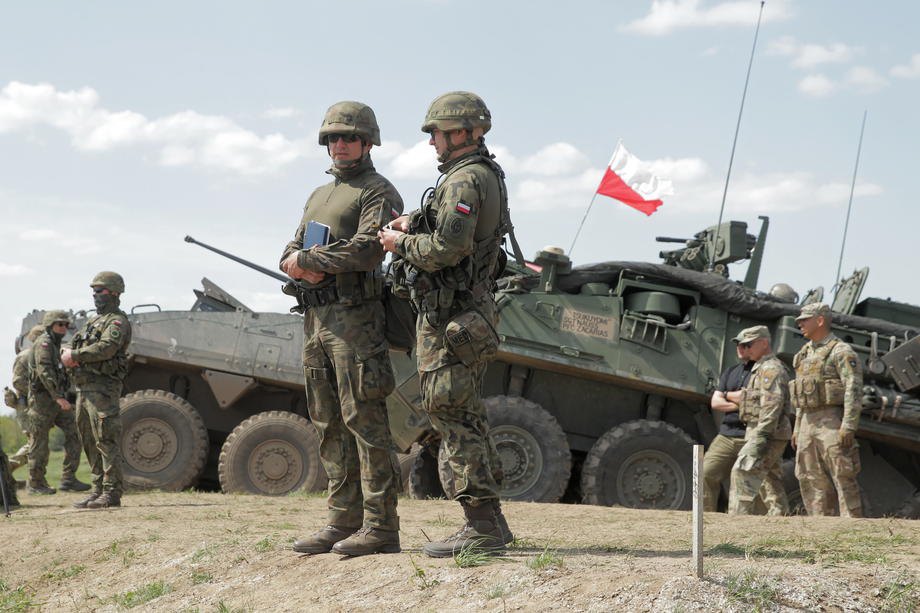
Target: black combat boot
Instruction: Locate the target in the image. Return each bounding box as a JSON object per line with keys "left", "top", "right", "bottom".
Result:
{"left": 58, "top": 476, "right": 92, "bottom": 492}
{"left": 293, "top": 525, "right": 358, "bottom": 554}
{"left": 27, "top": 480, "right": 56, "bottom": 495}
{"left": 332, "top": 526, "right": 401, "bottom": 556}
{"left": 492, "top": 499, "right": 514, "bottom": 545}
{"left": 423, "top": 500, "right": 507, "bottom": 558}
{"left": 73, "top": 492, "right": 102, "bottom": 509}
{"left": 87, "top": 491, "right": 121, "bottom": 509}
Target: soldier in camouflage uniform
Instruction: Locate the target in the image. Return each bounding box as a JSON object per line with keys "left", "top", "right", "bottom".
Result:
{"left": 26, "top": 311, "right": 88, "bottom": 495}
{"left": 0, "top": 438, "right": 18, "bottom": 507}
{"left": 4, "top": 325, "right": 44, "bottom": 475}
{"left": 379, "top": 91, "right": 514, "bottom": 557}
{"left": 281, "top": 101, "right": 404, "bottom": 557}
{"left": 61, "top": 272, "right": 132, "bottom": 509}
{"left": 727, "top": 326, "right": 791, "bottom": 515}
{"left": 705, "top": 338, "right": 787, "bottom": 514}
{"left": 791, "top": 302, "right": 863, "bottom": 517}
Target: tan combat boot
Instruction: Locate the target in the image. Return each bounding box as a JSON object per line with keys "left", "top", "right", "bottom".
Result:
{"left": 423, "top": 501, "right": 507, "bottom": 558}
{"left": 87, "top": 491, "right": 121, "bottom": 509}
{"left": 73, "top": 492, "right": 102, "bottom": 509}
{"left": 292, "top": 525, "right": 358, "bottom": 554}
{"left": 332, "top": 526, "right": 401, "bottom": 556}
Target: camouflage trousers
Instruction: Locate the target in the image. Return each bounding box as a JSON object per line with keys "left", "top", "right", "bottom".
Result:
{"left": 0, "top": 445, "right": 16, "bottom": 499}
{"left": 794, "top": 406, "right": 862, "bottom": 517}
{"left": 728, "top": 435, "right": 789, "bottom": 515}
{"left": 703, "top": 434, "right": 787, "bottom": 514}
{"left": 416, "top": 301, "right": 500, "bottom": 505}
{"left": 303, "top": 302, "right": 400, "bottom": 531}
{"left": 75, "top": 383, "right": 124, "bottom": 495}
{"left": 27, "top": 396, "right": 81, "bottom": 485}
{"left": 10, "top": 404, "right": 32, "bottom": 469}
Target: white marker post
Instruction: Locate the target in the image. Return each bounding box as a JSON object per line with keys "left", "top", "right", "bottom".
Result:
{"left": 692, "top": 444, "right": 704, "bottom": 578}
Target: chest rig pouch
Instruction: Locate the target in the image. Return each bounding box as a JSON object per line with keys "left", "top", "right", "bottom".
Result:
{"left": 790, "top": 339, "right": 846, "bottom": 409}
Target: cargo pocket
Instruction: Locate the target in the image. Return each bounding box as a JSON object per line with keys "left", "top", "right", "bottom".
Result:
{"left": 444, "top": 309, "right": 498, "bottom": 366}
{"left": 355, "top": 343, "right": 395, "bottom": 401}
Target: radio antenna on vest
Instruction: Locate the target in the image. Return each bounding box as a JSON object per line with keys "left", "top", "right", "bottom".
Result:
{"left": 709, "top": 0, "right": 766, "bottom": 272}
{"left": 833, "top": 109, "right": 868, "bottom": 291}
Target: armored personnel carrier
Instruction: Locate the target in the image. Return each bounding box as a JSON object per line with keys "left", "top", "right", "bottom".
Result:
{"left": 16, "top": 220, "right": 920, "bottom": 516}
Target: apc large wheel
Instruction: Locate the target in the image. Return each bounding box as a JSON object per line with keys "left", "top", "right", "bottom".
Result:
{"left": 218, "top": 411, "right": 327, "bottom": 496}
{"left": 432, "top": 396, "right": 571, "bottom": 502}
{"left": 581, "top": 419, "right": 694, "bottom": 510}
{"left": 120, "top": 390, "right": 209, "bottom": 491}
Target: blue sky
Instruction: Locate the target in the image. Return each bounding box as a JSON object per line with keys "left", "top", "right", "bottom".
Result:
{"left": 2, "top": 0, "right": 918, "bottom": 408}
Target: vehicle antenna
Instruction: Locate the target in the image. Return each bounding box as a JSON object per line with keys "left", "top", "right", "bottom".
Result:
{"left": 833, "top": 109, "right": 868, "bottom": 291}
{"left": 709, "top": 0, "right": 766, "bottom": 272}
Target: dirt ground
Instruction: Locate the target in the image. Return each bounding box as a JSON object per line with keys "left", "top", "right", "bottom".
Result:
{"left": 1, "top": 490, "right": 918, "bottom": 612}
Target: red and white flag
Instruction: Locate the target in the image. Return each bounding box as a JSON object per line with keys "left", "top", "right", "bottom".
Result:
{"left": 596, "top": 141, "right": 674, "bottom": 216}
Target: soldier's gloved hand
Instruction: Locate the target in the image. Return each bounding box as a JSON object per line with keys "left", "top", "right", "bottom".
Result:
{"left": 837, "top": 429, "right": 855, "bottom": 448}
{"left": 3, "top": 387, "right": 17, "bottom": 409}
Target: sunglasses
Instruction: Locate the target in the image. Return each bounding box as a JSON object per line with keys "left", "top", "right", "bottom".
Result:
{"left": 327, "top": 134, "right": 361, "bottom": 144}
{"left": 92, "top": 287, "right": 110, "bottom": 294}
{"left": 739, "top": 342, "right": 752, "bottom": 349}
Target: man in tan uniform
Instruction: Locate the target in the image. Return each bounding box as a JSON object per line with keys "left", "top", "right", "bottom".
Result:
{"left": 791, "top": 303, "right": 863, "bottom": 517}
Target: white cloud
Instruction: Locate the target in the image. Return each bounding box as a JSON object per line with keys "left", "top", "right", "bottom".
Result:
{"left": 621, "top": 0, "right": 791, "bottom": 36}
{"left": 20, "top": 228, "right": 59, "bottom": 240}
{"left": 701, "top": 46, "right": 720, "bottom": 57}
{"left": 768, "top": 37, "right": 858, "bottom": 69}
{"left": 0, "top": 81, "right": 308, "bottom": 176}
{"left": 387, "top": 140, "right": 436, "bottom": 179}
{"left": 798, "top": 74, "right": 836, "bottom": 97}
{"left": 519, "top": 143, "right": 590, "bottom": 177}
{"left": 814, "top": 181, "right": 883, "bottom": 204}
{"left": 0, "top": 263, "right": 31, "bottom": 276}
{"left": 845, "top": 66, "right": 888, "bottom": 93}
{"left": 890, "top": 53, "right": 920, "bottom": 79}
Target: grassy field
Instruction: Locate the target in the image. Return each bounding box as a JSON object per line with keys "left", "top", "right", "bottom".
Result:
{"left": 7, "top": 448, "right": 95, "bottom": 488}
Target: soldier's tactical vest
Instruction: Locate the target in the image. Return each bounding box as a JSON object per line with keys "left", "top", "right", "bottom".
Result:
{"left": 11, "top": 348, "right": 32, "bottom": 397}
{"left": 738, "top": 357, "right": 792, "bottom": 424}
{"left": 407, "top": 152, "right": 510, "bottom": 326}
{"left": 790, "top": 338, "right": 846, "bottom": 410}
{"left": 29, "top": 332, "right": 66, "bottom": 397}
{"left": 71, "top": 312, "right": 131, "bottom": 384}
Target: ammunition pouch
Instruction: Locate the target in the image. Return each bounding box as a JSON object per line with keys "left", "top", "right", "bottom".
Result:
{"left": 738, "top": 388, "right": 760, "bottom": 424}
{"left": 789, "top": 376, "right": 845, "bottom": 410}
{"left": 444, "top": 309, "right": 499, "bottom": 367}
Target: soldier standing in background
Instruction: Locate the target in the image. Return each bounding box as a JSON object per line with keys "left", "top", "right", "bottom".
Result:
{"left": 61, "top": 272, "right": 132, "bottom": 509}
{"left": 728, "top": 326, "right": 791, "bottom": 515}
{"left": 706, "top": 332, "right": 788, "bottom": 514}
{"left": 281, "top": 101, "right": 404, "bottom": 557}
{"left": 379, "top": 91, "right": 514, "bottom": 557}
{"left": 5, "top": 325, "right": 44, "bottom": 477}
{"left": 791, "top": 302, "right": 864, "bottom": 517}
{"left": 26, "top": 311, "right": 88, "bottom": 495}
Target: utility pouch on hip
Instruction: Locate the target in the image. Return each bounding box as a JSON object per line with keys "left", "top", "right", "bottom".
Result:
{"left": 823, "top": 380, "right": 845, "bottom": 405}
{"left": 354, "top": 343, "right": 395, "bottom": 401}
{"left": 445, "top": 310, "right": 499, "bottom": 367}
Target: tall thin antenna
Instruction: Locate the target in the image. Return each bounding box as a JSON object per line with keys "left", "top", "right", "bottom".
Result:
{"left": 710, "top": 0, "right": 766, "bottom": 270}
{"left": 834, "top": 109, "right": 868, "bottom": 288}
{"left": 569, "top": 192, "right": 598, "bottom": 257}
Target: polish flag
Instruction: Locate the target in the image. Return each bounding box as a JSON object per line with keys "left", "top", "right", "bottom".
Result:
{"left": 596, "top": 141, "right": 674, "bottom": 216}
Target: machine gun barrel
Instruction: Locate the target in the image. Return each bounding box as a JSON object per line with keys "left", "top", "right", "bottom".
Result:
{"left": 655, "top": 236, "right": 691, "bottom": 244}
{"left": 184, "top": 236, "right": 289, "bottom": 283}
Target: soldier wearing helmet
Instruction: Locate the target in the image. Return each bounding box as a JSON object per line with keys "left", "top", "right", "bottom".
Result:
{"left": 24, "top": 310, "right": 89, "bottom": 495}
{"left": 62, "top": 271, "right": 132, "bottom": 509}
{"left": 280, "top": 101, "right": 404, "bottom": 557}
{"left": 379, "top": 91, "right": 515, "bottom": 557}
{"left": 4, "top": 325, "right": 46, "bottom": 480}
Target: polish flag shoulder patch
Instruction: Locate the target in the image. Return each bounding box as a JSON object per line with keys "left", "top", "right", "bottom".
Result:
{"left": 455, "top": 202, "right": 471, "bottom": 215}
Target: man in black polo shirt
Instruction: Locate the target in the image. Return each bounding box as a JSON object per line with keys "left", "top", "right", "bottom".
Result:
{"left": 703, "top": 333, "right": 787, "bottom": 514}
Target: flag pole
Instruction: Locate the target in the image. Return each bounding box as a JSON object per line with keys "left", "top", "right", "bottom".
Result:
{"left": 569, "top": 192, "right": 599, "bottom": 257}
{"left": 833, "top": 109, "right": 868, "bottom": 291}
{"left": 709, "top": 0, "right": 766, "bottom": 272}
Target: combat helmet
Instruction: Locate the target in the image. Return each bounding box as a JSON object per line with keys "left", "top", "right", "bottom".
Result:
{"left": 769, "top": 282, "right": 799, "bottom": 304}
{"left": 318, "top": 101, "right": 381, "bottom": 146}
{"left": 91, "top": 271, "right": 125, "bottom": 294}
{"left": 421, "top": 91, "right": 491, "bottom": 134}
{"left": 42, "top": 310, "right": 72, "bottom": 327}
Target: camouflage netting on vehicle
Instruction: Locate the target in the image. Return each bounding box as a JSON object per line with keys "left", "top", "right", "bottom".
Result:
{"left": 502, "top": 261, "right": 920, "bottom": 340}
